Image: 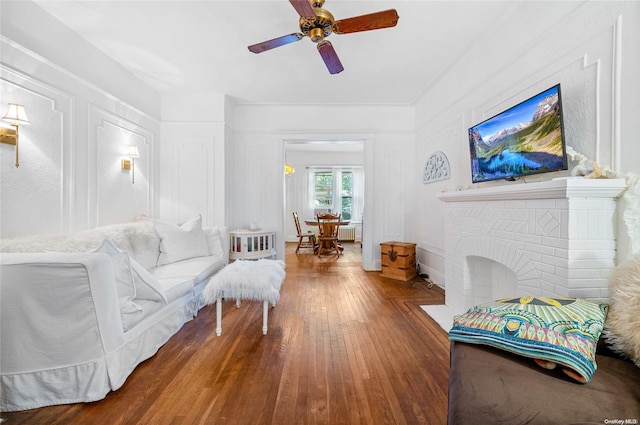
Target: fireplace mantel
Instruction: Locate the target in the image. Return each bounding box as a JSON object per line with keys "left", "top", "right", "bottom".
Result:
{"left": 438, "top": 177, "right": 626, "bottom": 202}
{"left": 424, "top": 176, "right": 628, "bottom": 332}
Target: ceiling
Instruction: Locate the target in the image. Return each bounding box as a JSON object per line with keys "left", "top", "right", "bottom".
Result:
{"left": 32, "top": 0, "right": 583, "bottom": 105}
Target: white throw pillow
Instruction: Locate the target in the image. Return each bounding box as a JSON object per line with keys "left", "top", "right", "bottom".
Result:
{"left": 204, "top": 226, "right": 224, "bottom": 257}
{"left": 94, "top": 240, "right": 143, "bottom": 331}
{"left": 95, "top": 239, "right": 166, "bottom": 304}
{"left": 130, "top": 259, "right": 168, "bottom": 304}
{"left": 94, "top": 239, "right": 136, "bottom": 299}
{"left": 111, "top": 253, "right": 145, "bottom": 331}
{"left": 154, "top": 215, "right": 210, "bottom": 266}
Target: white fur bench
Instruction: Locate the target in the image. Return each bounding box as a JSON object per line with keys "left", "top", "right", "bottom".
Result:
{"left": 202, "top": 259, "right": 285, "bottom": 335}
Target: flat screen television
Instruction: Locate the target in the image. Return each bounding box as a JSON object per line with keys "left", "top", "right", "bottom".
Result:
{"left": 468, "top": 84, "right": 568, "bottom": 183}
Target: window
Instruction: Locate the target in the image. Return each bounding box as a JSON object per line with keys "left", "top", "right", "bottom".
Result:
{"left": 341, "top": 171, "right": 352, "bottom": 220}
{"left": 312, "top": 169, "right": 358, "bottom": 220}
{"left": 314, "top": 171, "right": 333, "bottom": 211}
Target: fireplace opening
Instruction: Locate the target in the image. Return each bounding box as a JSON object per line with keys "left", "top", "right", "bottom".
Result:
{"left": 466, "top": 255, "right": 517, "bottom": 306}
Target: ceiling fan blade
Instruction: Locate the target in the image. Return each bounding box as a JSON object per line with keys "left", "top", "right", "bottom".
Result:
{"left": 248, "top": 33, "right": 305, "bottom": 53}
{"left": 317, "top": 41, "right": 344, "bottom": 74}
{"left": 332, "top": 9, "right": 399, "bottom": 34}
{"left": 289, "top": 0, "right": 316, "bottom": 19}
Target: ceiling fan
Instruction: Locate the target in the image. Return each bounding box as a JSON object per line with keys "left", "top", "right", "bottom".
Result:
{"left": 248, "top": 0, "right": 399, "bottom": 74}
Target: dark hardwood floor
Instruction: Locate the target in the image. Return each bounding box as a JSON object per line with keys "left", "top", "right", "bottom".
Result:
{"left": 1, "top": 243, "right": 450, "bottom": 425}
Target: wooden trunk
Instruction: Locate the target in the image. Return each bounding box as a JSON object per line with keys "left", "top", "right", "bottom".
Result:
{"left": 380, "top": 241, "right": 416, "bottom": 281}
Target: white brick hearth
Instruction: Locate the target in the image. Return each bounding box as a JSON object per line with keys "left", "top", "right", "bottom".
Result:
{"left": 423, "top": 177, "right": 626, "bottom": 331}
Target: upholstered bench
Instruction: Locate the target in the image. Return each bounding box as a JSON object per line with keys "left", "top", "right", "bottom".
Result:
{"left": 202, "top": 259, "right": 285, "bottom": 335}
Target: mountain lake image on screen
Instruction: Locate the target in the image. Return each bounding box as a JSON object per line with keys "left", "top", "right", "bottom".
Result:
{"left": 468, "top": 84, "right": 568, "bottom": 183}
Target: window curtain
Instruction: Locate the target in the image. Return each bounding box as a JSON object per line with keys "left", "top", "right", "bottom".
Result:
{"left": 306, "top": 167, "right": 317, "bottom": 218}
{"left": 352, "top": 167, "right": 364, "bottom": 223}
{"left": 332, "top": 169, "right": 342, "bottom": 216}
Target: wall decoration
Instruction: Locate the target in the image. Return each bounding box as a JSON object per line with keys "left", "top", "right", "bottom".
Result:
{"left": 423, "top": 151, "right": 450, "bottom": 184}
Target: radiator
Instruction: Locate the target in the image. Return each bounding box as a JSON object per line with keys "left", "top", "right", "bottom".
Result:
{"left": 338, "top": 226, "right": 356, "bottom": 241}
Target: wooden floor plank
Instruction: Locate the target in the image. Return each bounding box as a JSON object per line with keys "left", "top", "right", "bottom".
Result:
{"left": 1, "top": 242, "right": 449, "bottom": 425}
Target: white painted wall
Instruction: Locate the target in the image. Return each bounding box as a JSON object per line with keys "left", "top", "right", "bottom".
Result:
{"left": 231, "top": 104, "right": 414, "bottom": 268}
{"left": 413, "top": 1, "right": 640, "bottom": 290}
{"left": 1, "top": 4, "right": 231, "bottom": 238}
{"left": 0, "top": 3, "right": 160, "bottom": 238}
{"left": 159, "top": 92, "right": 228, "bottom": 228}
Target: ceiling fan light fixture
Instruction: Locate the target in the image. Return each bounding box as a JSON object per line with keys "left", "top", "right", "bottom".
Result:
{"left": 310, "top": 27, "right": 325, "bottom": 42}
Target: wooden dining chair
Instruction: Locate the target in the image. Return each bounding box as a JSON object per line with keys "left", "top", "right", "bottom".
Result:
{"left": 293, "top": 212, "right": 317, "bottom": 254}
{"left": 316, "top": 212, "right": 341, "bottom": 256}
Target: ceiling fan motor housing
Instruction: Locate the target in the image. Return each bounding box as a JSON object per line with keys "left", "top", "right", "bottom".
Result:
{"left": 299, "top": 7, "right": 334, "bottom": 42}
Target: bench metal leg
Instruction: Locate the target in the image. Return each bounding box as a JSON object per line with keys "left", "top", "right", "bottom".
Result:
{"left": 262, "top": 300, "right": 268, "bottom": 335}
{"left": 216, "top": 298, "right": 222, "bottom": 336}
{"left": 216, "top": 298, "right": 273, "bottom": 336}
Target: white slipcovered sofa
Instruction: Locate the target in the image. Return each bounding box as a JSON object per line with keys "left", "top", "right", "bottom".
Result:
{"left": 0, "top": 216, "right": 228, "bottom": 412}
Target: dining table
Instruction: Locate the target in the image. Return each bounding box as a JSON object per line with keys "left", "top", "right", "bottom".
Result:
{"left": 304, "top": 219, "right": 350, "bottom": 254}
{"left": 303, "top": 220, "right": 350, "bottom": 227}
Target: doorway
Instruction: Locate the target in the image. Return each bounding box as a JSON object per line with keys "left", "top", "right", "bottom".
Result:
{"left": 283, "top": 139, "right": 367, "bottom": 266}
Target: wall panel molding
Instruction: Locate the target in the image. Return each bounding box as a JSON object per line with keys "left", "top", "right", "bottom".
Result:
{"left": 0, "top": 64, "right": 73, "bottom": 237}
{"left": 173, "top": 137, "right": 213, "bottom": 223}
{"left": 158, "top": 121, "right": 226, "bottom": 227}
{"left": 88, "top": 104, "right": 154, "bottom": 227}
{"left": 470, "top": 16, "right": 621, "bottom": 171}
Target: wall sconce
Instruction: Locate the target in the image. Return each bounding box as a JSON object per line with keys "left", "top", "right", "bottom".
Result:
{"left": 1, "top": 103, "right": 30, "bottom": 168}
{"left": 284, "top": 163, "right": 295, "bottom": 176}
{"left": 121, "top": 145, "right": 140, "bottom": 183}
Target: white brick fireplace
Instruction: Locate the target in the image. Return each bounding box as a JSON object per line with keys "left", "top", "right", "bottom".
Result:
{"left": 424, "top": 177, "right": 626, "bottom": 331}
